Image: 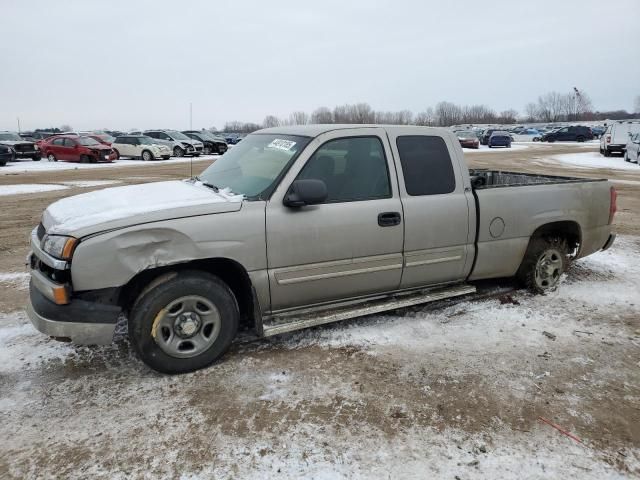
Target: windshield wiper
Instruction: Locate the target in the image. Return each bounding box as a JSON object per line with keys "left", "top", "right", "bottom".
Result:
{"left": 194, "top": 176, "right": 219, "bottom": 192}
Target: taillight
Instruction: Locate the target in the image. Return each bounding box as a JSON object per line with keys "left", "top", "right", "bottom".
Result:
{"left": 609, "top": 186, "right": 617, "bottom": 225}
{"left": 606, "top": 135, "right": 611, "bottom": 144}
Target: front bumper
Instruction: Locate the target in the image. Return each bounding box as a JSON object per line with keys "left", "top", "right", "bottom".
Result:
{"left": 27, "top": 283, "right": 120, "bottom": 345}
{"left": 602, "top": 233, "right": 616, "bottom": 251}
{"left": 14, "top": 150, "right": 39, "bottom": 159}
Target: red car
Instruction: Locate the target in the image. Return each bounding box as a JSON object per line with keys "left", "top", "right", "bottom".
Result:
{"left": 455, "top": 131, "right": 480, "bottom": 149}
{"left": 41, "top": 135, "right": 116, "bottom": 163}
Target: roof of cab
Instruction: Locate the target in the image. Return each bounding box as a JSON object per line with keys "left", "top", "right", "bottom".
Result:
{"left": 256, "top": 124, "right": 447, "bottom": 138}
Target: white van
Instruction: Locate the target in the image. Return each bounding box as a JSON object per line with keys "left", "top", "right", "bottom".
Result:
{"left": 600, "top": 121, "right": 640, "bottom": 156}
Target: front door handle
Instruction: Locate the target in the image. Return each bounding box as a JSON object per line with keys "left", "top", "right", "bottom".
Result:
{"left": 378, "top": 211, "right": 401, "bottom": 227}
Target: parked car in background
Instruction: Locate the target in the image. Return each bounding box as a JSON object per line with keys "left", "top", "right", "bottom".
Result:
{"left": 112, "top": 135, "right": 172, "bottom": 161}
{"left": 144, "top": 130, "right": 204, "bottom": 157}
{"left": 182, "top": 130, "right": 228, "bottom": 155}
{"left": 624, "top": 133, "right": 640, "bottom": 164}
{"left": 488, "top": 131, "right": 512, "bottom": 148}
{"left": 481, "top": 129, "right": 500, "bottom": 145}
{"left": 591, "top": 126, "right": 606, "bottom": 138}
{"left": 0, "top": 131, "right": 40, "bottom": 161}
{"left": 22, "top": 131, "right": 55, "bottom": 141}
{"left": 600, "top": 121, "right": 640, "bottom": 157}
{"left": 0, "top": 144, "right": 14, "bottom": 166}
{"left": 541, "top": 126, "right": 593, "bottom": 143}
{"left": 456, "top": 130, "right": 479, "bottom": 149}
{"left": 40, "top": 135, "right": 116, "bottom": 163}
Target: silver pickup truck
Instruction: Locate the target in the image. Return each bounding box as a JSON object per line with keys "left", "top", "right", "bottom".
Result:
{"left": 26, "top": 125, "right": 617, "bottom": 373}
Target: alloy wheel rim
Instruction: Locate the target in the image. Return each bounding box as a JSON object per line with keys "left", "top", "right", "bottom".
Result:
{"left": 152, "top": 295, "right": 221, "bottom": 358}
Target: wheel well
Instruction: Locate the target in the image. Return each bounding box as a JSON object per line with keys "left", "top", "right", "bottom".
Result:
{"left": 530, "top": 221, "right": 581, "bottom": 254}
{"left": 120, "top": 258, "right": 257, "bottom": 332}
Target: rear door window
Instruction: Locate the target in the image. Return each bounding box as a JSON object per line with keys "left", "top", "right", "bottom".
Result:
{"left": 63, "top": 138, "right": 76, "bottom": 147}
{"left": 396, "top": 136, "right": 456, "bottom": 195}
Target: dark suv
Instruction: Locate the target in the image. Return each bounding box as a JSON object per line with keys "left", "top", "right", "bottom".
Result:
{"left": 182, "top": 130, "right": 228, "bottom": 155}
{"left": 0, "top": 132, "right": 40, "bottom": 161}
{"left": 541, "top": 126, "right": 593, "bottom": 143}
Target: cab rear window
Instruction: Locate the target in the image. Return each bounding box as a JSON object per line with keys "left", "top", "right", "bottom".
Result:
{"left": 396, "top": 136, "right": 456, "bottom": 196}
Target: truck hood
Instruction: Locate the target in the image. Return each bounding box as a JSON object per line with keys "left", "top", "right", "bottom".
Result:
{"left": 42, "top": 180, "right": 244, "bottom": 237}
{"left": 0, "top": 140, "right": 35, "bottom": 147}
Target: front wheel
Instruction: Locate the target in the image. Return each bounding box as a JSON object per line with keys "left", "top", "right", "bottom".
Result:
{"left": 173, "top": 146, "right": 185, "bottom": 157}
{"left": 128, "top": 271, "right": 239, "bottom": 374}
{"left": 141, "top": 150, "right": 154, "bottom": 161}
{"left": 32, "top": 156, "right": 41, "bottom": 162}
{"left": 47, "top": 153, "right": 57, "bottom": 162}
{"left": 604, "top": 148, "right": 611, "bottom": 157}
{"left": 517, "top": 236, "right": 568, "bottom": 294}
{"left": 624, "top": 151, "right": 630, "bottom": 162}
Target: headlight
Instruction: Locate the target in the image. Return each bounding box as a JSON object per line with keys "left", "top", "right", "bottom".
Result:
{"left": 42, "top": 235, "right": 78, "bottom": 260}
{"left": 35, "top": 145, "right": 40, "bottom": 151}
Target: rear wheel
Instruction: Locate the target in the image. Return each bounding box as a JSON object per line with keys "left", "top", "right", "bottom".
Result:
{"left": 203, "top": 146, "right": 212, "bottom": 155}
{"left": 517, "top": 236, "right": 568, "bottom": 294}
{"left": 32, "top": 155, "right": 41, "bottom": 162}
{"left": 128, "top": 271, "right": 239, "bottom": 374}
{"left": 113, "top": 149, "right": 120, "bottom": 160}
{"left": 576, "top": 136, "right": 585, "bottom": 142}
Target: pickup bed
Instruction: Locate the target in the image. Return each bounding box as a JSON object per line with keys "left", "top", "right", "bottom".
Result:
{"left": 26, "top": 125, "right": 617, "bottom": 373}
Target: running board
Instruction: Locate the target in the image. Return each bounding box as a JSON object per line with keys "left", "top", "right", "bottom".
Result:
{"left": 262, "top": 283, "right": 476, "bottom": 337}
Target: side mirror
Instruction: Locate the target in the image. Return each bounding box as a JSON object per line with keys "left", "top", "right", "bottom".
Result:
{"left": 284, "top": 179, "right": 328, "bottom": 207}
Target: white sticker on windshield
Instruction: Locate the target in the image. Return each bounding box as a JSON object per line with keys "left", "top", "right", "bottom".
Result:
{"left": 267, "top": 139, "right": 296, "bottom": 151}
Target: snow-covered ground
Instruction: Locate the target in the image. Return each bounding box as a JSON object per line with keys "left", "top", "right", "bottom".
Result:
{"left": 0, "top": 183, "right": 69, "bottom": 196}
{"left": 549, "top": 151, "right": 639, "bottom": 171}
{"left": 1, "top": 237, "right": 638, "bottom": 478}
{"left": 0, "top": 154, "right": 219, "bottom": 175}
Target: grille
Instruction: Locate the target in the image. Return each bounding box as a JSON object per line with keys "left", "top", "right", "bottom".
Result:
{"left": 14, "top": 144, "right": 34, "bottom": 152}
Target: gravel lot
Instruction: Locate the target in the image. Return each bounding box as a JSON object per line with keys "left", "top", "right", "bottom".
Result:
{"left": 0, "top": 144, "right": 638, "bottom": 479}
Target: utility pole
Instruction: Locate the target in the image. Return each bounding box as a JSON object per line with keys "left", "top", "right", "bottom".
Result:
{"left": 17, "top": 117, "right": 21, "bottom": 133}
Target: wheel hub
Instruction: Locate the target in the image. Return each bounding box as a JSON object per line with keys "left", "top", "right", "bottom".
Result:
{"left": 174, "top": 312, "right": 201, "bottom": 338}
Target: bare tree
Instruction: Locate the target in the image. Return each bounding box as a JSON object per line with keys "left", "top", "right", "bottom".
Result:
{"left": 498, "top": 109, "right": 518, "bottom": 124}
{"left": 434, "top": 101, "right": 462, "bottom": 126}
{"left": 414, "top": 107, "right": 435, "bottom": 126}
{"left": 289, "top": 111, "right": 309, "bottom": 125}
{"left": 262, "top": 115, "right": 280, "bottom": 128}
{"left": 60, "top": 124, "right": 73, "bottom": 132}
{"left": 524, "top": 103, "right": 539, "bottom": 122}
{"left": 310, "top": 107, "right": 333, "bottom": 124}
{"left": 536, "top": 92, "right": 565, "bottom": 123}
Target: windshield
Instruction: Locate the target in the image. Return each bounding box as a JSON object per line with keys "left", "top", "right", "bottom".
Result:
{"left": 97, "top": 135, "right": 115, "bottom": 143}
{"left": 78, "top": 137, "right": 101, "bottom": 146}
{"left": 198, "top": 134, "right": 311, "bottom": 198}
{"left": 168, "top": 130, "right": 190, "bottom": 141}
{"left": 0, "top": 133, "right": 23, "bottom": 141}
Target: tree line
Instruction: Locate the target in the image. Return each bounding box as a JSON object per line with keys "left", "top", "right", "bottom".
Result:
{"left": 219, "top": 90, "right": 640, "bottom": 133}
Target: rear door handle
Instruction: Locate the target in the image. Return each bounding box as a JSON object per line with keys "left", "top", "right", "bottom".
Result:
{"left": 378, "top": 211, "right": 401, "bottom": 227}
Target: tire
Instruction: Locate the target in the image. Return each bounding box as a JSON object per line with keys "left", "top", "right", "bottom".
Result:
{"left": 576, "top": 136, "right": 585, "bottom": 143}
{"left": 113, "top": 149, "right": 120, "bottom": 160}
{"left": 80, "top": 154, "right": 90, "bottom": 164}
{"left": 604, "top": 148, "right": 611, "bottom": 157}
{"left": 624, "top": 151, "right": 630, "bottom": 162}
{"left": 47, "top": 153, "right": 57, "bottom": 162}
{"left": 203, "top": 146, "right": 212, "bottom": 155}
{"left": 547, "top": 138, "right": 556, "bottom": 143}
{"left": 517, "top": 236, "right": 568, "bottom": 294}
{"left": 32, "top": 156, "right": 41, "bottom": 162}
{"left": 141, "top": 150, "right": 154, "bottom": 161}
{"left": 173, "top": 146, "right": 185, "bottom": 157}
{"left": 128, "top": 271, "right": 239, "bottom": 374}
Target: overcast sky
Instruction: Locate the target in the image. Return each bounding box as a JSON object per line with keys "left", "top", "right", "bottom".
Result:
{"left": 1, "top": 0, "right": 639, "bottom": 131}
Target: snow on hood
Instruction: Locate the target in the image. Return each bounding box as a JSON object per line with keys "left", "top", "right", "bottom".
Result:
{"left": 43, "top": 180, "right": 244, "bottom": 237}
{"left": 0, "top": 140, "right": 34, "bottom": 146}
